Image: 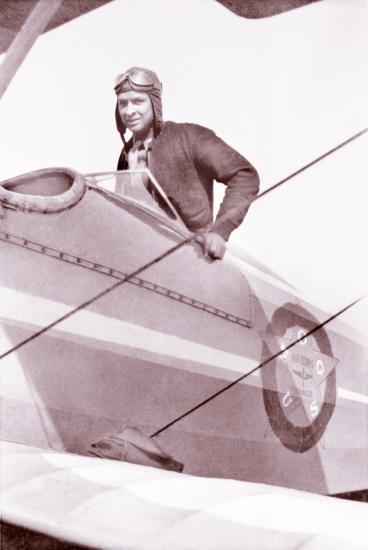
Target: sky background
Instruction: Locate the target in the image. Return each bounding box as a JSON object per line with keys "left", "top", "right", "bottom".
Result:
{"left": 0, "top": 0, "right": 367, "bottom": 331}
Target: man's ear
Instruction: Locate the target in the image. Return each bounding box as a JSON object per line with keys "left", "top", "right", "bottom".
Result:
{"left": 115, "top": 103, "right": 126, "bottom": 142}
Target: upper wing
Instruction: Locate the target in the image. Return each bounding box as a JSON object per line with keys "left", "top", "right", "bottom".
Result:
{"left": 1, "top": 441, "right": 366, "bottom": 549}
{"left": 0, "top": 1, "right": 112, "bottom": 54}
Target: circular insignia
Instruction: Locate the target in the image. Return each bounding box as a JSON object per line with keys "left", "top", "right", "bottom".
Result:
{"left": 261, "top": 303, "right": 338, "bottom": 453}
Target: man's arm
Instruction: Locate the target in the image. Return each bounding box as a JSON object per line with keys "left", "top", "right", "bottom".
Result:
{"left": 191, "top": 125, "right": 259, "bottom": 259}
{"left": 190, "top": 125, "right": 260, "bottom": 246}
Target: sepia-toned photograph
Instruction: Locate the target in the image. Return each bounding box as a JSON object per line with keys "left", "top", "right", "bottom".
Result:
{"left": 0, "top": 0, "right": 367, "bottom": 548}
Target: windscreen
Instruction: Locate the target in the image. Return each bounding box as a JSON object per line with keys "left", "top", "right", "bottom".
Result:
{"left": 85, "top": 169, "right": 180, "bottom": 224}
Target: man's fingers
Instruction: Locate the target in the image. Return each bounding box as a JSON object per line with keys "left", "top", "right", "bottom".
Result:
{"left": 195, "top": 232, "right": 226, "bottom": 259}
{"left": 204, "top": 238, "right": 212, "bottom": 256}
{"left": 207, "top": 241, "right": 217, "bottom": 257}
{"left": 211, "top": 243, "right": 225, "bottom": 260}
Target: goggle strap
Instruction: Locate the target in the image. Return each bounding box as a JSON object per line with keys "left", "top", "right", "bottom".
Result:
{"left": 114, "top": 74, "right": 161, "bottom": 93}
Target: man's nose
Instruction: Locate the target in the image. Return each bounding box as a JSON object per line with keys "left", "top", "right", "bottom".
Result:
{"left": 124, "top": 102, "right": 136, "bottom": 117}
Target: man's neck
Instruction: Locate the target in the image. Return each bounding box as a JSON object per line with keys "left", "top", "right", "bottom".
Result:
{"left": 133, "top": 127, "right": 154, "bottom": 144}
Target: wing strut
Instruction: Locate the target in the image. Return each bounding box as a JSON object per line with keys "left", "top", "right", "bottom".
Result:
{"left": 0, "top": 0, "right": 63, "bottom": 99}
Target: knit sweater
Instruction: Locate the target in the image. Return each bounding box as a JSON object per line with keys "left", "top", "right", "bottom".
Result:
{"left": 117, "top": 121, "right": 259, "bottom": 240}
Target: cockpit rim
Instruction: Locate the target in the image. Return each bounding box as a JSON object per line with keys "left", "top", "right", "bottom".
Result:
{"left": 84, "top": 168, "right": 191, "bottom": 238}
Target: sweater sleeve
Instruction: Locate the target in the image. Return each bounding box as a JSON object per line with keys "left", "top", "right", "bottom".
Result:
{"left": 190, "top": 125, "right": 260, "bottom": 240}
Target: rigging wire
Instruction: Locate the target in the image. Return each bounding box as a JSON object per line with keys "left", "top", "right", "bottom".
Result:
{"left": 0, "top": 229, "right": 201, "bottom": 361}
{"left": 258, "top": 128, "right": 368, "bottom": 199}
{"left": 150, "top": 295, "right": 364, "bottom": 438}
{"left": 0, "top": 204, "right": 247, "bottom": 361}
{"left": 0, "top": 128, "right": 367, "bottom": 361}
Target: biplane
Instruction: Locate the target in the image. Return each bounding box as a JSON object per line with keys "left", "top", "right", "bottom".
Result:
{"left": 0, "top": 1, "right": 367, "bottom": 549}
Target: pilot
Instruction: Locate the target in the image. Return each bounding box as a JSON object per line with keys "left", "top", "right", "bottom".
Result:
{"left": 114, "top": 66, "right": 259, "bottom": 259}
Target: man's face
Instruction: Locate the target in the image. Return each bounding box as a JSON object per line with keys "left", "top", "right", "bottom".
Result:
{"left": 117, "top": 90, "right": 154, "bottom": 138}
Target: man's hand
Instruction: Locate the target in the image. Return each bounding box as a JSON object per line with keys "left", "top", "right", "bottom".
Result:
{"left": 196, "top": 232, "right": 226, "bottom": 259}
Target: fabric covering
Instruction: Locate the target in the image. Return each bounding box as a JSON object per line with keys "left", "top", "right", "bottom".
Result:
{"left": 1, "top": 441, "right": 367, "bottom": 550}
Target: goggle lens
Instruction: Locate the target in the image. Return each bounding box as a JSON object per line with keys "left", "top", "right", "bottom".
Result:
{"left": 114, "top": 69, "right": 161, "bottom": 93}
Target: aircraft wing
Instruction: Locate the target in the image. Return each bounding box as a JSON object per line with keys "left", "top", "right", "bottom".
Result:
{"left": 1, "top": 441, "right": 367, "bottom": 549}
{"left": 0, "top": 0, "right": 112, "bottom": 54}
{"left": 0, "top": 0, "right": 319, "bottom": 54}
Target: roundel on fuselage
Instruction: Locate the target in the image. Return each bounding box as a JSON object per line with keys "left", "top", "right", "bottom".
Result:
{"left": 261, "top": 302, "right": 338, "bottom": 453}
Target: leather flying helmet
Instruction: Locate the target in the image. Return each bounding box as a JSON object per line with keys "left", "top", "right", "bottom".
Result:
{"left": 114, "top": 67, "right": 163, "bottom": 141}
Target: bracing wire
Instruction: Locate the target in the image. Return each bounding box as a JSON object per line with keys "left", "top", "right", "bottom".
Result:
{"left": 0, "top": 128, "right": 366, "bottom": 362}
{"left": 0, "top": 231, "right": 199, "bottom": 361}
{"left": 150, "top": 295, "right": 364, "bottom": 438}
{"left": 0, "top": 204, "right": 245, "bottom": 361}
{"left": 258, "top": 128, "right": 368, "bottom": 199}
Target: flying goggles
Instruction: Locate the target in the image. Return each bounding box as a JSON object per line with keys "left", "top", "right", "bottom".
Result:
{"left": 114, "top": 68, "right": 162, "bottom": 94}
